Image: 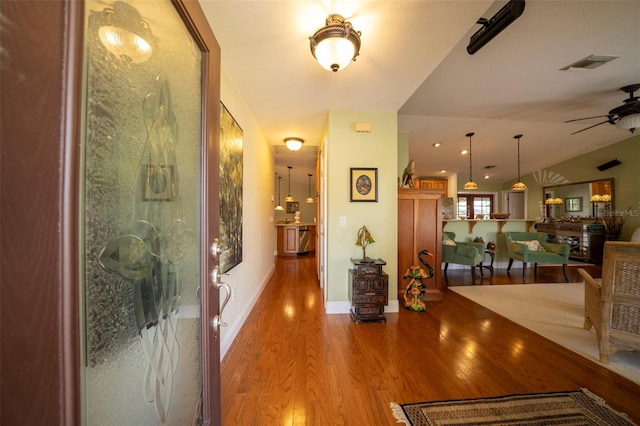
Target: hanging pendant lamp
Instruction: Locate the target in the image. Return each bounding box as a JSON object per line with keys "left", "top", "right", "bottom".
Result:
{"left": 463, "top": 132, "right": 478, "bottom": 190}
{"left": 511, "top": 134, "right": 527, "bottom": 190}
{"left": 305, "top": 174, "right": 315, "bottom": 203}
{"left": 275, "top": 175, "right": 284, "bottom": 211}
{"left": 285, "top": 166, "right": 294, "bottom": 202}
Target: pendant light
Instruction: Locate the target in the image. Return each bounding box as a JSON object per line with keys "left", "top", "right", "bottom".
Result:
{"left": 463, "top": 132, "right": 478, "bottom": 190}
{"left": 305, "top": 174, "right": 315, "bottom": 203}
{"left": 511, "top": 134, "right": 527, "bottom": 190}
{"left": 285, "top": 166, "right": 294, "bottom": 202}
{"left": 275, "top": 174, "right": 284, "bottom": 211}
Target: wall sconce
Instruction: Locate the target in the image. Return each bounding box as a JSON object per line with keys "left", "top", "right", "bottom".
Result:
{"left": 94, "top": 2, "right": 156, "bottom": 64}
{"left": 463, "top": 132, "right": 478, "bottom": 190}
{"left": 309, "top": 14, "right": 361, "bottom": 72}
{"left": 284, "top": 137, "right": 304, "bottom": 151}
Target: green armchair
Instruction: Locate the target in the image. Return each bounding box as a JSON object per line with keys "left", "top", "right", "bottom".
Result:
{"left": 442, "top": 231, "right": 485, "bottom": 280}
{"left": 505, "top": 232, "right": 571, "bottom": 282}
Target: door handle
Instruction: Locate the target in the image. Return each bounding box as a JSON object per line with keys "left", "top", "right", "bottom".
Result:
{"left": 210, "top": 266, "right": 231, "bottom": 340}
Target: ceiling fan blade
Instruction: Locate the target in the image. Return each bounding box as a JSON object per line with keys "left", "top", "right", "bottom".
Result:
{"left": 564, "top": 115, "right": 610, "bottom": 123}
{"left": 570, "top": 119, "right": 611, "bottom": 135}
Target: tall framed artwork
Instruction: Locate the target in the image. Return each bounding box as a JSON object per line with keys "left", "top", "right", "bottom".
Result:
{"left": 219, "top": 102, "right": 243, "bottom": 272}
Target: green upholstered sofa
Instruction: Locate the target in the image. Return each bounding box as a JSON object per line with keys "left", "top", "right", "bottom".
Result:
{"left": 505, "top": 232, "right": 571, "bottom": 282}
{"left": 442, "top": 231, "right": 485, "bottom": 280}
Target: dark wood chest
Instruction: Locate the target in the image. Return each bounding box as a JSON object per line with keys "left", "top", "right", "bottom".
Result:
{"left": 348, "top": 258, "right": 388, "bottom": 322}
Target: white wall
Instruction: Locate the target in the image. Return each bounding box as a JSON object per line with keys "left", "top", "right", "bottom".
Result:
{"left": 218, "top": 70, "right": 277, "bottom": 358}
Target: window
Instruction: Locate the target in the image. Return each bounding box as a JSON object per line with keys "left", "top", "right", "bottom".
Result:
{"left": 457, "top": 194, "right": 494, "bottom": 219}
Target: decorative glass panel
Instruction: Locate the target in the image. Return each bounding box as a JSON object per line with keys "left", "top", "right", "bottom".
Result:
{"left": 81, "top": 1, "right": 203, "bottom": 423}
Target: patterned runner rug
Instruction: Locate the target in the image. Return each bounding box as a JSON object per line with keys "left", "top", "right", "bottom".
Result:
{"left": 391, "top": 389, "right": 635, "bottom": 425}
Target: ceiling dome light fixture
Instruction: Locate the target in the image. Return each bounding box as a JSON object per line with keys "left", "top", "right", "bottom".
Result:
{"left": 306, "top": 174, "right": 315, "bottom": 204}
{"left": 285, "top": 166, "right": 294, "bottom": 202}
{"left": 511, "top": 134, "right": 527, "bottom": 190}
{"left": 93, "top": 2, "right": 156, "bottom": 64}
{"left": 463, "top": 132, "right": 478, "bottom": 190}
{"left": 275, "top": 175, "right": 284, "bottom": 211}
{"left": 284, "top": 137, "right": 304, "bottom": 151}
{"left": 309, "top": 14, "right": 361, "bottom": 72}
{"left": 615, "top": 113, "right": 640, "bottom": 133}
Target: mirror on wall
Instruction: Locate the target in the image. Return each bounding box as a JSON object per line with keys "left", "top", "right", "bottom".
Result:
{"left": 542, "top": 178, "right": 614, "bottom": 219}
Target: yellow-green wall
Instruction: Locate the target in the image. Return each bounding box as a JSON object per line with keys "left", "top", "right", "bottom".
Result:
{"left": 325, "top": 110, "right": 399, "bottom": 312}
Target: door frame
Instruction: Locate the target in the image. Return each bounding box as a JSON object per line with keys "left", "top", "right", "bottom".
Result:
{"left": 0, "top": 1, "right": 221, "bottom": 424}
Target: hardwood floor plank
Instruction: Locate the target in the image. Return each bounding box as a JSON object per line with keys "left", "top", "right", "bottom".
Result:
{"left": 221, "top": 255, "right": 639, "bottom": 425}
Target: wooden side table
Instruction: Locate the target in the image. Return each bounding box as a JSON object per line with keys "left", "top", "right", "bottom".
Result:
{"left": 480, "top": 249, "right": 496, "bottom": 275}
{"left": 348, "top": 258, "right": 388, "bottom": 322}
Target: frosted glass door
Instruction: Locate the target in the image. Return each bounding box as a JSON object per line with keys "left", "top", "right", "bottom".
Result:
{"left": 81, "top": 1, "right": 204, "bottom": 423}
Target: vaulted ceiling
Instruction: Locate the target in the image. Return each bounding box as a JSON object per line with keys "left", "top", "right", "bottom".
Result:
{"left": 201, "top": 0, "right": 640, "bottom": 185}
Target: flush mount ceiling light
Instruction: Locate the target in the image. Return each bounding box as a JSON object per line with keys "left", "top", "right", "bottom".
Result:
{"left": 463, "top": 132, "right": 478, "bottom": 190}
{"left": 285, "top": 166, "right": 294, "bottom": 202}
{"left": 93, "top": 2, "right": 156, "bottom": 64}
{"left": 309, "top": 14, "right": 361, "bottom": 72}
{"left": 305, "top": 174, "right": 315, "bottom": 204}
{"left": 284, "top": 137, "right": 304, "bottom": 151}
{"left": 511, "top": 134, "right": 527, "bottom": 190}
{"left": 275, "top": 175, "right": 284, "bottom": 211}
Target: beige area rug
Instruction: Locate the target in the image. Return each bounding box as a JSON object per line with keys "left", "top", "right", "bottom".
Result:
{"left": 449, "top": 283, "right": 640, "bottom": 385}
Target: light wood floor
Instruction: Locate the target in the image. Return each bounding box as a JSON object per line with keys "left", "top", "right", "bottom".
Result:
{"left": 221, "top": 255, "right": 640, "bottom": 425}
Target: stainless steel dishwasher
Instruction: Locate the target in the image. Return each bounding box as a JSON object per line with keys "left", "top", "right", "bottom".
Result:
{"left": 298, "top": 226, "right": 311, "bottom": 254}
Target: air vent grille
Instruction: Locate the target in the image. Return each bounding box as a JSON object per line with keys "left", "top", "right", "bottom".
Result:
{"left": 560, "top": 55, "right": 619, "bottom": 71}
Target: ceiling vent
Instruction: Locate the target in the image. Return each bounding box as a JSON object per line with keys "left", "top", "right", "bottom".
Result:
{"left": 560, "top": 55, "right": 619, "bottom": 71}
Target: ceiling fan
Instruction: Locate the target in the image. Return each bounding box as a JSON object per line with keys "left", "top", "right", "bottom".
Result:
{"left": 565, "top": 84, "right": 640, "bottom": 135}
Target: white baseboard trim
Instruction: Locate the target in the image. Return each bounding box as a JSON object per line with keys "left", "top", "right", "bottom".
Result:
{"left": 325, "top": 301, "right": 351, "bottom": 314}
{"left": 386, "top": 299, "right": 400, "bottom": 313}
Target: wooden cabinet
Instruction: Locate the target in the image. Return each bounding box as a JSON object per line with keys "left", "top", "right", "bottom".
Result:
{"left": 277, "top": 226, "right": 299, "bottom": 256}
{"left": 536, "top": 222, "right": 605, "bottom": 263}
{"left": 415, "top": 178, "right": 448, "bottom": 194}
{"left": 398, "top": 189, "right": 443, "bottom": 301}
{"left": 276, "top": 225, "right": 317, "bottom": 256}
{"left": 348, "top": 259, "right": 388, "bottom": 322}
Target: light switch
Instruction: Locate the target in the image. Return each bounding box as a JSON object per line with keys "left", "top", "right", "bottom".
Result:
{"left": 339, "top": 216, "right": 346, "bottom": 227}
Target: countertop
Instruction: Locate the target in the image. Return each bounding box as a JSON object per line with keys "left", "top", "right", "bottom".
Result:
{"left": 275, "top": 222, "right": 316, "bottom": 227}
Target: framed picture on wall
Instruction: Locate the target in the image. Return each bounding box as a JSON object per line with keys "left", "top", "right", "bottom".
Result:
{"left": 565, "top": 197, "right": 583, "bottom": 212}
{"left": 286, "top": 201, "right": 299, "bottom": 213}
{"left": 350, "top": 167, "right": 378, "bottom": 202}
